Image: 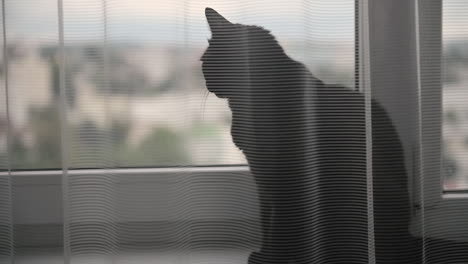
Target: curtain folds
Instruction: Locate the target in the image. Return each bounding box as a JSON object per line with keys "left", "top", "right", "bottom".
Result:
{"left": 1, "top": 0, "right": 468, "bottom": 264}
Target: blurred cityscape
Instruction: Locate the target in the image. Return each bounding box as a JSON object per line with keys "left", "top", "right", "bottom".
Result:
{"left": 0, "top": 42, "right": 239, "bottom": 168}
{"left": 0, "top": 40, "right": 354, "bottom": 169}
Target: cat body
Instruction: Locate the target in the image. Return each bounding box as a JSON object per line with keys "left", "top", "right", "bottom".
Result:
{"left": 202, "top": 8, "right": 420, "bottom": 264}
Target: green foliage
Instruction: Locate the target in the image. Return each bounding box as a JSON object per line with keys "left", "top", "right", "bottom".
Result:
{"left": 121, "top": 127, "right": 189, "bottom": 167}
{"left": 445, "top": 111, "right": 458, "bottom": 124}
{"left": 9, "top": 103, "right": 201, "bottom": 169}
{"left": 11, "top": 105, "right": 61, "bottom": 169}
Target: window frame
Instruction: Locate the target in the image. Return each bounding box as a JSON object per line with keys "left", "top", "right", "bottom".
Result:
{"left": 364, "top": 0, "right": 468, "bottom": 243}
{"left": 410, "top": 0, "right": 468, "bottom": 243}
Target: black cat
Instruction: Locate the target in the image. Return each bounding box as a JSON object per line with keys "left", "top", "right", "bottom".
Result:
{"left": 202, "top": 8, "right": 420, "bottom": 264}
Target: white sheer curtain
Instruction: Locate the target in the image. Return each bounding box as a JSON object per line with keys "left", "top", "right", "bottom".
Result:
{"left": 1, "top": 0, "right": 468, "bottom": 263}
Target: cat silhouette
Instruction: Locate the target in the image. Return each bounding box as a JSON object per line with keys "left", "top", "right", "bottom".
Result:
{"left": 202, "top": 7, "right": 420, "bottom": 264}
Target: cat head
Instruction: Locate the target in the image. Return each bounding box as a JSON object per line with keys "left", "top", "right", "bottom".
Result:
{"left": 201, "top": 7, "right": 286, "bottom": 99}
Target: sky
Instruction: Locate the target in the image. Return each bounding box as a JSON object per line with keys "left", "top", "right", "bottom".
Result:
{"left": 4, "top": 0, "right": 355, "bottom": 44}
{"left": 443, "top": 0, "right": 468, "bottom": 42}
{"left": 5, "top": 0, "right": 468, "bottom": 45}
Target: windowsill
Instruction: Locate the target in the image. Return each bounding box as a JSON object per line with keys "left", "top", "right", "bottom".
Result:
{"left": 410, "top": 194, "right": 468, "bottom": 243}
{"left": 4, "top": 166, "right": 259, "bottom": 248}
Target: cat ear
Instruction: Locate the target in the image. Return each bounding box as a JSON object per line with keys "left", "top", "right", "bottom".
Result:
{"left": 205, "top": 7, "right": 233, "bottom": 33}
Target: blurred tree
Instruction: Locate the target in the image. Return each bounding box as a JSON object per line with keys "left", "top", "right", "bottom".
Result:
{"left": 123, "top": 127, "right": 189, "bottom": 167}
{"left": 10, "top": 105, "right": 61, "bottom": 169}
{"left": 445, "top": 110, "right": 458, "bottom": 124}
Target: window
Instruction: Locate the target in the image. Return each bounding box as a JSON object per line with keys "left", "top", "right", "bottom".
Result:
{"left": 1, "top": 0, "right": 355, "bottom": 169}
{"left": 0, "top": 0, "right": 358, "bottom": 254}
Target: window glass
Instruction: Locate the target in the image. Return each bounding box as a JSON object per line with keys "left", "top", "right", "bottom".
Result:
{"left": 2, "top": 0, "right": 355, "bottom": 169}
{"left": 443, "top": 0, "right": 468, "bottom": 189}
